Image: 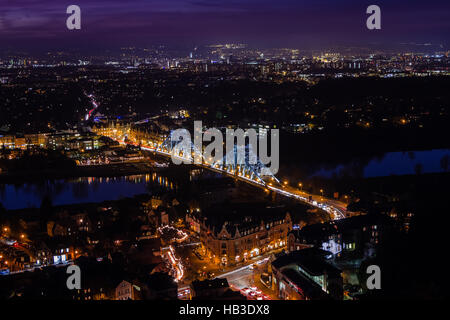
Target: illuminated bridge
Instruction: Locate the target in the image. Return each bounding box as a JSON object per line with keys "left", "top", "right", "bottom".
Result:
{"left": 155, "top": 133, "right": 281, "bottom": 186}
{"left": 103, "top": 127, "right": 346, "bottom": 220}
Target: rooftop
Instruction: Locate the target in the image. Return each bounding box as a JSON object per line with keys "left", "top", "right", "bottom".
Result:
{"left": 202, "top": 202, "right": 289, "bottom": 236}
{"left": 281, "top": 268, "right": 331, "bottom": 300}
{"left": 272, "top": 248, "right": 341, "bottom": 277}
{"left": 290, "top": 213, "right": 393, "bottom": 241}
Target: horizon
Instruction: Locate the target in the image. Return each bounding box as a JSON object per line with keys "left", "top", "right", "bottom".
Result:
{"left": 0, "top": 0, "right": 449, "bottom": 52}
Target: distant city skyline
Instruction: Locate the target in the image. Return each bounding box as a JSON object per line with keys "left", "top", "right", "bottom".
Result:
{"left": 0, "top": 0, "right": 449, "bottom": 52}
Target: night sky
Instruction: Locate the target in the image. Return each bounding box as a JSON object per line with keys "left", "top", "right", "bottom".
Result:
{"left": 0, "top": 0, "right": 449, "bottom": 51}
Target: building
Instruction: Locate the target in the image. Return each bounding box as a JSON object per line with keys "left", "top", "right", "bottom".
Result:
{"left": 287, "top": 213, "right": 395, "bottom": 299}
{"left": 0, "top": 132, "right": 52, "bottom": 150}
{"left": 24, "top": 132, "right": 49, "bottom": 148}
{"left": 46, "top": 212, "right": 93, "bottom": 237}
{"left": 195, "top": 203, "right": 292, "bottom": 266}
{"left": 271, "top": 248, "right": 342, "bottom": 300}
{"left": 128, "top": 238, "right": 163, "bottom": 267}
{"left": 287, "top": 213, "right": 393, "bottom": 259}
{"left": 0, "top": 135, "right": 16, "bottom": 149}
{"left": 71, "top": 257, "right": 124, "bottom": 300}
{"left": 115, "top": 280, "right": 142, "bottom": 300}
{"left": 47, "top": 132, "right": 77, "bottom": 150}
{"left": 66, "top": 136, "right": 100, "bottom": 151}
{"left": 91, "top": 121, "right": 131, "bottom": 139}
{"left": 186, "top": 212, "right": 201, "bottom": 234}
{"left": 34, "top": 240, "right": 77, "bottom": 266}
{"left": 47, "top": 131, "right": 100, "bottom": 151}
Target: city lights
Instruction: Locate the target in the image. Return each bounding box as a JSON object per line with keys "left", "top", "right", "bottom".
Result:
{"left": 0, "top": 0, "right": 447, "bottom": 305}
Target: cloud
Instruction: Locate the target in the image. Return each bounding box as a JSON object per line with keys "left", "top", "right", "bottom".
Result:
{"left": 0, "top": 0, "right": 448, "bottom": 49}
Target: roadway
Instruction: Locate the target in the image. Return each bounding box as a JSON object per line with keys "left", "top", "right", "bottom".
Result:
{"left": 177, "top": 255, "right": 271, "bottom": 299}
{"left": 145, "top": 144, "right": 348, "bottom": 220}
{"left": 162, "top": 245, "right": 184, "bottom": 282}
{"left": 217, "top": 257, "right": 270, "bottom": 290}
{"left": 108, "top": 136, "right": 347, "bottom": 220}
{"left": 84, "top": 93, "right": 99, "bottom": 121}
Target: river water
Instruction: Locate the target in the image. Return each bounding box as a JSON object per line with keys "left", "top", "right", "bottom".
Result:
{"left": 0, "top": 173, "right": 176, "bottom": 210}
{"left": 2, "top": 149, "right": 449, "bottom": 210}
{"left": 311, "top": 149, "right": 450, "bottom": 179}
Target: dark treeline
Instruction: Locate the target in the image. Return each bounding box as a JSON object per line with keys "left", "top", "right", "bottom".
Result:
{"left": 0, "top": 149, "right": 76, "bottom": 174}
{"left": 278, "top": 125, "right": 450, "bottom": 181}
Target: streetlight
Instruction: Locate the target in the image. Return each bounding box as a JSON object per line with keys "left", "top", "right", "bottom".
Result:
{"left": 298, "top": 183, "right": 303, "bottom": 191}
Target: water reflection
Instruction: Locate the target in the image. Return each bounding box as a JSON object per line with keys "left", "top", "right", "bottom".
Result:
{"left": 311, "top": 149, "right": 450, "bottom": 179}
{"left": 0, "top": 172, "right": 178, "bottom": 210}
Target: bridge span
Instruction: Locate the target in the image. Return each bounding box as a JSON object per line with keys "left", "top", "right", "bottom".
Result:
{"left": 108, "top": 133, "right": 347, "bottom": 220}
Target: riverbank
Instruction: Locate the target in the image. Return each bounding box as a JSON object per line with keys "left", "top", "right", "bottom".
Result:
{"left": 0, "top": 161, "right": 162, "bottom": 184}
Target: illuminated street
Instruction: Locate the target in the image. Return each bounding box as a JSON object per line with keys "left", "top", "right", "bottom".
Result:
{"left": 0, "top": 0, "right": 448, "bottom": 305}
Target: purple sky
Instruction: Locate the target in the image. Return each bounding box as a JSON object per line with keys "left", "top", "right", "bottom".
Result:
{"left": 0, "top": 0, "right": 449, "bottom": 51}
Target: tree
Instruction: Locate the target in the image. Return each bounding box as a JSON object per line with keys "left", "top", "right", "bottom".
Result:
{"left": 414, "top": 163, "right": 423, "bottom": 175}
{"left": 0, "top": 203, "right": 6, "bottom": 225}
{"left": 440, "top": 155, "right": 449, "bottom": 172}
{"left": 40, "top": 195, "right": 53, "bottom": 214}
{"left": 39, "top": 195, "right": 54, "bottom": 232}
{"left": 0, "top": 144, "right": 5, "bottom": 159}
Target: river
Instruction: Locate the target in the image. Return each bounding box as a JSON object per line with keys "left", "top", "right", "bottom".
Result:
{"left": 0, "top": 173, "right": 177, "bottom": 210}
{"left": 311, "top": 148, "right": 450, "bottom": 179}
